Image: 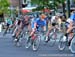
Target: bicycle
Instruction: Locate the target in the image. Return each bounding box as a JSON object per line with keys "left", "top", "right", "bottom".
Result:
{"left": 58, "top": 29, "right": 75, "bottom": 53}
{"left": 14, "top": 27, "right": 29, "bottom": 47}
{"left": 25, "top": 30, "right": 45, "bottom": 51}
{"left": 44, "top": 26, "right": 58, "bottom": 47}
{"left": 3, "top": 24, "right": 13, "bottom": 36}
{"left": 3, "top": 26, "right": 10, "bottom": 36}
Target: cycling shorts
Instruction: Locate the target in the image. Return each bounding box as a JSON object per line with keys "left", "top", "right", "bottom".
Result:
{"left": 7, "top": 23, "right": 10, "bottom": 27}
{"left": 52, "top": 23, "right": 57, "bottom": 26}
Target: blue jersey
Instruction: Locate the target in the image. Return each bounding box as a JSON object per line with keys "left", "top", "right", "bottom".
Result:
{"left": 70, "top": 13, "right": 75, "bottom": 21}
{"left": 70, "top": 13, "right": 75, "bottom": 26}
{"left": 31, "top": 18, "right": 46, "bottom": 30}
{"left": 66, "top": 13, "right": 75, "bottom": 27}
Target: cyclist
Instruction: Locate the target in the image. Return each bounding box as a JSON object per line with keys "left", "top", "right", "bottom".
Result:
{"left": 14, "top": 15, "right": 31, "bottom": 42}
{"left": 45, "top": 15, "right": 60, "bottom": 42}
{"left": 12, "top": 17, "right": 21, "bottom": 37}
{"left": 27, "top": 14, "right": 47, "bottom": 49}
{"left": 4, "top": 17, "right": 13, "bottom": 34}
{"left": 63, "top": 10, "right": 75, "bottom": 47}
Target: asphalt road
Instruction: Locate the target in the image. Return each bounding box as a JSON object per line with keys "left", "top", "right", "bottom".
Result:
{"left": 0, "top": 32, "right": 75, "bottom": 57}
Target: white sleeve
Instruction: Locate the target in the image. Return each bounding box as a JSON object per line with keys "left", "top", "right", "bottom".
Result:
{"left": 51, "top": 16, "right": 55, "bottom": 23}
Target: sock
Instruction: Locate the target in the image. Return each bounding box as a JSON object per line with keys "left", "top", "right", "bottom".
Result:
{"left": 16, "top": 36, "right": 19, "bottom": 40}
{"left": 65, "top": 33, "right": 68, "bottom": 37}
{"left": 68, "top": 40, "right": 71, "bottom": 46}
{"left": 28, "top": 36, "right": 31, "bottom": 38}
{"left": 27, "top": 36, "right": 31, "bottom": 43}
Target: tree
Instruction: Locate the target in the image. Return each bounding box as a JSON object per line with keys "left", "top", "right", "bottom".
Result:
{"left": 31, "top": 0, "right": 66, "bottom": 11}
{"left": 0, "top": 0, "right": 10, "bottom": 22}
{"left": 0, "top": 0, "right": 10, "bottom": 15}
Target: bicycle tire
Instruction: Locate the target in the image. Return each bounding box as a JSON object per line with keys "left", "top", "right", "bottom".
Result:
{"left": 13, "top": 38, "right": 21, "bottom": 47}
{"left": 58, "top": 35, "right": 66, "bottom": 50}
{"left": 70, "top": 35, "right": 75, "bottom": 53}
{"left": 49, "top": 32, "right": 57, "bottom": 47}
{"left": 32, "top": 35, "right": 41, "bottom": 51}
{"left": 25, "top": 37, "right": 31, "bottom": 49}
{"left": 3, "top": 30, "right": 7, "bottom": 36}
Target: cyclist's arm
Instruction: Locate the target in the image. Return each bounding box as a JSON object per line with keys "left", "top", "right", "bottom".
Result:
{"left": 43, "top": 20, "right": 46, "bottom": 31}
{"left": 34, "top": 22, "right": 37, "bottom": 30}
{"left": 33, "top": 19, "right": 38, "bottom": 30}
{"left": 43, "top": 26, "right": 46, "bottom": 31}
{"left": 66, "top": 19, "right": 73, "bottom": 33}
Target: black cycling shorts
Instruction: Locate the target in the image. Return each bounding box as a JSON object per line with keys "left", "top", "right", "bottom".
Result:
{"left": 22, "top": 23, "right": 29, "bottom": 29}
{"left": 7, "top": 23, "right": 10, "bottom": 27}
{"left": 52, "top": 23, "right": 57, "bottom": 26}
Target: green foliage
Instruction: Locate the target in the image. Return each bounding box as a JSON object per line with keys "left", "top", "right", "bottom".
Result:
{"left": 32, "top": 6, "right": 44, "bottom": 11}
{"left": 0, "top": 0, "right": 10, "bottom": 14}
{"left": 31, "top": 0, "right": 66, "bottom": 11}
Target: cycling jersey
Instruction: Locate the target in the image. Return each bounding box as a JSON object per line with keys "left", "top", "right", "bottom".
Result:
{"left": 31, "top": 18, "right": 39, "bottom": 28}
{"left": 66, "top": 13, "right": 75, "bottom": 27}
{"left": 5, "top": 18, "right": 13, "bottom": 26}
{"left": 51, "top": 16, "right": 58, "bottom": 26}
{"left": 22, "top": 19, "right": 29, "bottom": 27}
{"left": 31, "top": 18, "right": 46, "bottom": 31}
{"left": 8, "top": 19, "right": 12, "bottom": 25}
{"left": 70, "top": 13, "right": 75, "bottom": 26}
{"left": 20, "top": 18, "right": 30, "bottom": 30}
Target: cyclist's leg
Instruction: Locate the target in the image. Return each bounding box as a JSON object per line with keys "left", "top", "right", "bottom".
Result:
{"left": 64, "top": 25, "right": 73, "bottom": 46}
{"left": 69, "top": 32, "right": 74, "bottom": 40}
{"left": 8, "top": 25, "right": 12, "bottom": 32}
{"left": 27, "top": 28, "right": 35, "bottom": 43}
{"left": 45, "top": 25, "right": 53, "bottom": 41}
{"left": 12, "top": 26, "right": 18, "bottom": 37}
{"left": 14, "top": 27, "right": 22, "bottom": 42}
{"left": 46, "top": 25, "right": 53, "bottom": 36}
{"left": 29, "top": 28, "right": 36, "bottom": 37}
{"left": 28, "top": 24, "right": 32, "bottom": 32}
{"left": 4, "top": 23, "right": 9, "bottom": 34}
{"left": 68, "top": 32, "right": 74, "bottom": 46}
{"left": 15, "top": 27, "right": 22, "bottom": 38}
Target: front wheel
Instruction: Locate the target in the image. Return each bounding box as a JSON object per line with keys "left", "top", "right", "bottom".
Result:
{"left": 32, "top": 35, "right": 41, "bottom": 51}
{"left": 49, "top": 32, "right": 57, "bottom": 47}
{"left": 58, "top": 35, "right": 66, "bottom": 50}
{"left": 70, "top": 36, "right": 75, "bottom": 53}
{"left": 25, "top": 37, "right": 31, "bottom": 49}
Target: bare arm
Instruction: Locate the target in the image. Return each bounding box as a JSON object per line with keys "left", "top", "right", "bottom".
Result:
{"left": 43, "top": 26, "right": 46, "bottom": 31}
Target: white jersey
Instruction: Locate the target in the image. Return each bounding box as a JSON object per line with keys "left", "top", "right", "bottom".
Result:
{"left": 51, "top": 16, "right": 57, "bottom": 23}
{"left": 66, "top": 18, "right": 75, "bottom": 26}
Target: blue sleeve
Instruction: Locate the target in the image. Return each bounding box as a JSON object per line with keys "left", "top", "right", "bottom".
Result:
{"left": 44, "top": 20, "right": 46, "bottom": 26}
{"left": 70, "top": 14, "right": 75, "bottom": 20}
{"left": 34, "top": 18, "right": 39, "bottom": 23}
{"left": 45, "top": 17, "right": 48, "bottom": 21}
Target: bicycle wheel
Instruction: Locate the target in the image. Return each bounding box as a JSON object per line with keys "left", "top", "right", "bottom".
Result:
{"left": 58, "top": 35, "right": 66, "bottom": 50}
{"left": 49, "top": 32, "right": 57, "bottom": 47}
{"left": 25, "top": 37, "right": 31, "bottom": 49}
{"left": 70, "top": 36, "right": 75, "bottom": 53}
{"left": 14, "top": 38, "right": 21, "bottom": 47}
{"left": 3, "top": 29, "right": 7, "bottom": 36}
{"left": 24, "top": 31, "right": 29, "bottom": 39}
{"left": 14, "top": 33, "right": 22, "bottom": 47}
{"left": 32, "top": 35, "right": 41, "bottom": 51}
